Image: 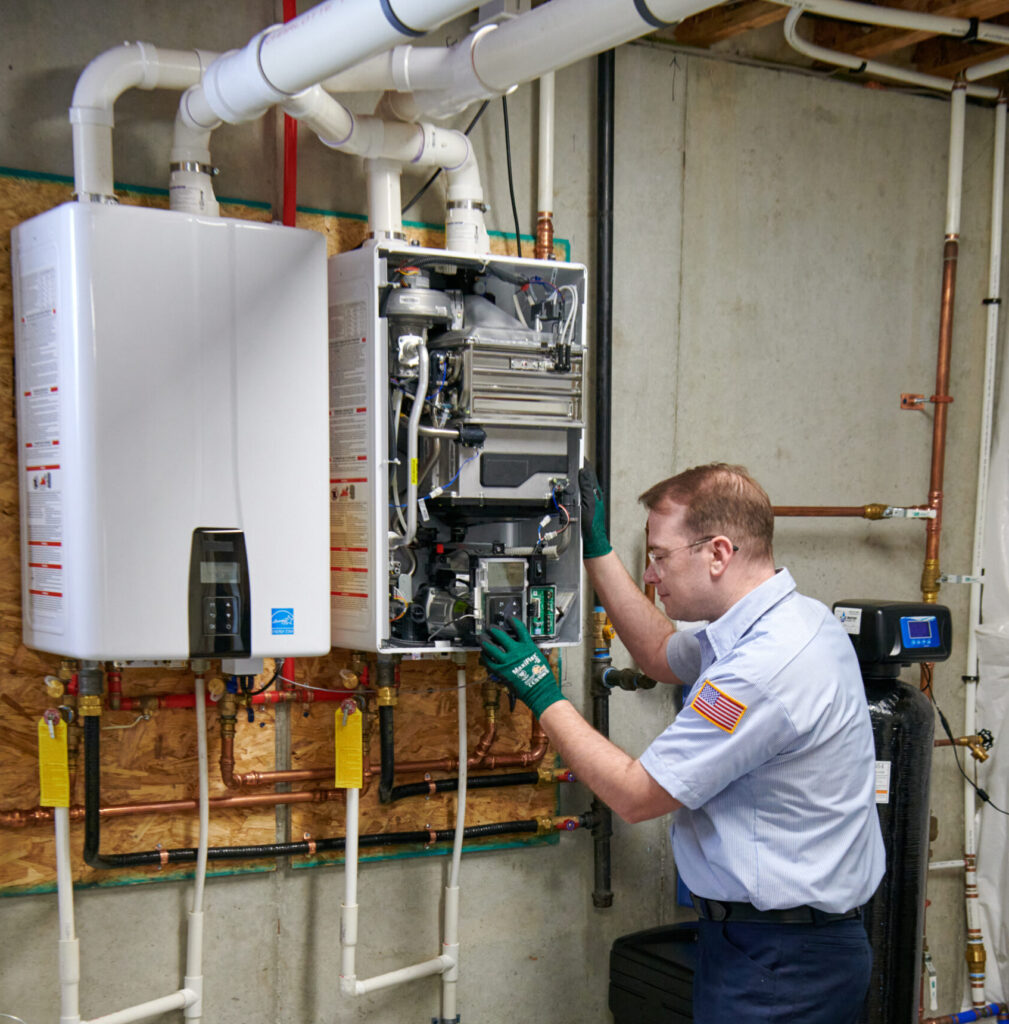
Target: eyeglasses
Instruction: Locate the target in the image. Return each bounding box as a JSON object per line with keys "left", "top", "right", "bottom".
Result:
{"left": 646, "top": 536, "right": 739, "bottom": 567}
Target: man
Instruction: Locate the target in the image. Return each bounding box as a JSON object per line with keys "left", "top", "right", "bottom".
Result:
{"left": 481, "top": 462, "right": 885, "bottom": 1024}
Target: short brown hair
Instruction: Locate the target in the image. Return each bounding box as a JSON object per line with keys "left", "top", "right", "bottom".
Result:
{"left": 638, "top": 463, "right": 774, "bottom": 561}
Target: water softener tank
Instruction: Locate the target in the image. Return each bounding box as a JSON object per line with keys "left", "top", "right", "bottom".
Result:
{"left": 833, "top": 600, "right": 951, "bottom": 1024}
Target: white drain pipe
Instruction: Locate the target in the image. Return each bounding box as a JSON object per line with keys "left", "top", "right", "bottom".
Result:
{"left": 340, "top": 663, "right": 469, "bottom": 1019}
{"left": 55, "top": 806, "right": 80, "bottom": 1024}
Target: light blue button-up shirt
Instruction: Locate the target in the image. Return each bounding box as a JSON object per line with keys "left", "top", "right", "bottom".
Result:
{"left": 639, "top": 569, "right": 885, "bottom": 913}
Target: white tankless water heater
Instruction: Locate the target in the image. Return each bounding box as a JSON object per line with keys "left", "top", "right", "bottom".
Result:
{"left": 328, "top": 240, "right": 586, "bottom": 654}
{"left": 10, "top": 202, "right": 331, "bottom": 660}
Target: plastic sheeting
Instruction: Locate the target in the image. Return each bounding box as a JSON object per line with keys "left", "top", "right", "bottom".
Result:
{"left": 975, "top": 321, "right": 1009, "bottom": 1003}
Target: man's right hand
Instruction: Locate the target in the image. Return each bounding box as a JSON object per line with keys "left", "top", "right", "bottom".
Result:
{"left": 579, "top": 461, "right": 613, "bottom": 559}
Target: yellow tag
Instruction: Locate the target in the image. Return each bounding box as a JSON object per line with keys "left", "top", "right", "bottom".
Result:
{"left": 335, "top": 708, "right": 363, "bottom": 789}
{"left": 410, "top": 457, "right": 418, "bottom": 486}
{"left": 38, "top": 718, "right": 70, "bottom": 808}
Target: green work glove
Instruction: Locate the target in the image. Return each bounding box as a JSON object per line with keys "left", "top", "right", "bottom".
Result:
{"left": 480, "top": 617, "right": 565, "bottom": 719}
{"left": 579, "top": 461, "right": 612, "bottom": 559}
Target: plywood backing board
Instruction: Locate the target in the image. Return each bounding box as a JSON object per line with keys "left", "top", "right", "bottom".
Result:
{"left": 0, "top": 172, "right": 568, "bottom": 894}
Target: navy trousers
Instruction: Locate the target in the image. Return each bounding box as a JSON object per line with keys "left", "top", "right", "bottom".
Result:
{"left": 693, "top": 917, "right": 872, "bottom": 1023}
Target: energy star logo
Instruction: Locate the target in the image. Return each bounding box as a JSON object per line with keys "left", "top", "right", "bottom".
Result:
{"left": 272, "top": 608, "right": 295, "bottom": 635}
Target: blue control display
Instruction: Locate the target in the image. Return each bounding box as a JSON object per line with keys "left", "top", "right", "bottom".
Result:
{"left": 900, "top": 615, "right": 940, "bottom": 650}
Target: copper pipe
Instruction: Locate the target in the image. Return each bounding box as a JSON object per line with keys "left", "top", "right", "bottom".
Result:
{"left": 922, "top": 236, "right": 958, "bottom": 605}
{"left": 774, "top": 505, "right": 890, "bottom": 517}
{"left": 535, "top": 212, "right": 554, "bottom": 260}
{"left": 1, "top": 788, "right": 347, "bottom": 827}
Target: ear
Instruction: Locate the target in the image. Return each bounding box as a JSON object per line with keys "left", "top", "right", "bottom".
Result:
{"left": 708, "top": 536, "right": 736, "bottom": 579}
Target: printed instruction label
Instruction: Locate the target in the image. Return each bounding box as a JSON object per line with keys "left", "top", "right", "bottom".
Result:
{"left": 18, "top": 263, "right": 65, "bottom": 635}
{"left": 834, "top": 606, "right": 862, "bottom": 635}
{"left": 875, "top": 760, "right": 891, "bottom": 804}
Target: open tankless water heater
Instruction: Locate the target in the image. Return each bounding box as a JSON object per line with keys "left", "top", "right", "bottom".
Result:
{"left": 10, "top": 202, "right": 331, "bottom": 660}
{"left": 328, "top": 241, "right": 586, "bottom": 653}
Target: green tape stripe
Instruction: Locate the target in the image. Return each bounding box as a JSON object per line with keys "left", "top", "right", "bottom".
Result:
{"left": 0, "top": 165, "right": 572, "bottom": 258}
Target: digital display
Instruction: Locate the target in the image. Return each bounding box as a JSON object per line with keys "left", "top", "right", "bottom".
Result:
{"left": 900, "top": 615, "right": 939, "bottom": 649}
{"left": 200, "top": 561, "right": 240, "bottom": 585}
{"left": 487, "top": 560, "right": 525, "bottom": 590}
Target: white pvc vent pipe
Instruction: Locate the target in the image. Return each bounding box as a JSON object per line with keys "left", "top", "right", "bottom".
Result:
{"left": 70, "top": 42, "right": 214, "bottom": 201}
{"left": 182, "top": 0, "right": 477, "bottom": 130}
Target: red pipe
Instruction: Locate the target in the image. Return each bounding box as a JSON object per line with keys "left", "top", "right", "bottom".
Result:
{"left": 282, "top": 0, "right": 298, "bottom": 227}
{"left": 117, "top": 688, "right": 358, "bottom": 710}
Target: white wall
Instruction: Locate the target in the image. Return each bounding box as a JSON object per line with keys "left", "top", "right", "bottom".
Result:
{"left": 0, "top": 5, "right": 1000, "bottom": 1021}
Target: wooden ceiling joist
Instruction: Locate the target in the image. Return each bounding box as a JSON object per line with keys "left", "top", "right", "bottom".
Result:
{"left": 810, "top": 0, "right": 1009, "bottom": 59}
{"left": 661, "top": 1, "right": 789, "bottom": 47}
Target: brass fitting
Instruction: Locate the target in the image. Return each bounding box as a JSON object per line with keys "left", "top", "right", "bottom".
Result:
{"left": 966, "top": 941, "right": 987, "bottom": 971}
{"left": 376, "top": 686, "right": 398, "bottom": 708}
{"left": 536, "top": 815, "right": 555, "bottom": 836}
{"left": 538, "top": 765, "right": 557, "bottom": 785}
{"left": 921, "top": 558, "right": 941, "bottom": 603}
{"left": 339, "top": 668, "right": 360, "bottom": 690}
{"left": 139, "top": 696, "right": 159, "bottom": 716}
{"left": 863, "top": 504, "right": 888, "bottom": 520}
{"left": 482, "top": 681, "right": 500, "bottom": 722}
{"left": 44, "top": 675, "right": 65, "bottom": 699}
{"left": 967, "top": 738, "right": 990, "bottom": 763}
{"left": 592, "top": 609, "right": 615, "bottom": 649}
{"left": 206, "top": 676, "right": 227, "bottom": 701}
{"left": 218, "top": 692, "right": 238, "bottom": 734}
{"left": 58, "top": 659, "right": 76, "bottom": 683}
{"left": 78, "top": 694, "right": 103, "bottom": 718}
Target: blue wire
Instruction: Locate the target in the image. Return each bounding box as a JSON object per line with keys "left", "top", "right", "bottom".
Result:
{"left": 389, "top": 452, "right": 479, "bottom": 508}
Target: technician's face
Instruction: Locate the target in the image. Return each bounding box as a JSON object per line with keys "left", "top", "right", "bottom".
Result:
{"left": 643, "top": 501, "right": 713, "bottom": 621}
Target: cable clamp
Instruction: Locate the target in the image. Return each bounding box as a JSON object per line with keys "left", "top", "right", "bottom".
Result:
{"left": 963, "top": 16, "right": 980, "bottom": 41}
{"left": 853, "top": 60, "right": 868, "bottom": 74}
{"left": 983, "top": 297, "right": 1002, "bottom": 305}
{"left": 938, "top": 572, "right": 984, "bottom": 584}
{"left": 962, "top": 675, "right": 980, "bottom": 684}
{"left": 882, "top": 506, "right": 937, "bottom": 519}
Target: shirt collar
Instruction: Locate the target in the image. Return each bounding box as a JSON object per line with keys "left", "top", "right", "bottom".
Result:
{"left": 696, "top": 568, "right": 796, "bottom": 668}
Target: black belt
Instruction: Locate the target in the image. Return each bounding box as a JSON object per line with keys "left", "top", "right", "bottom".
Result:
{"left": 691, "top": 894, "right": 861, "bottom": 925}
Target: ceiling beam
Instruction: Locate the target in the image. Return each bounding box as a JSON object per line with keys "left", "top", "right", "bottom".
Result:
{"left": 651, "top": 1, "right": 788, "bottom": 47}
{"left": 810, "top": 0, "right": 1009, "bottom": 59}
{"left": 911, "top": 31, "right": 1009, "bottom": 75}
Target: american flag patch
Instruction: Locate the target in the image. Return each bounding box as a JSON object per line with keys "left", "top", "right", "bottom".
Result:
{"left": 690, "top": 680, "right": 747, "bottom": 733}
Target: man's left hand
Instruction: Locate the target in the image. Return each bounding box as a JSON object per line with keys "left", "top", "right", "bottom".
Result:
{"left": 480, "top": 617, "right": 564, "bottom": 719}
